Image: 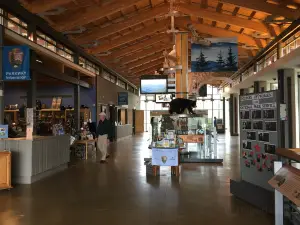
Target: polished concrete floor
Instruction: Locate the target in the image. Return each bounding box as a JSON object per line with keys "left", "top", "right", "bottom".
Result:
{"left": 0, "top": 133, "right": 273, "bottom": 225}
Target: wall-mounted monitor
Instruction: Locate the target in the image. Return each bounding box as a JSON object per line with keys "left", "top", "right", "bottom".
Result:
{"left": 155, "top": 94, "right": 173, "bottom": 103}
{"left": 140, "top": 75, "right": 168, "bottom": 94}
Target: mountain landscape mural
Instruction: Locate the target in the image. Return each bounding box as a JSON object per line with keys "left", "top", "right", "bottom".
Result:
{"left": 191, "top": 37, "right": 238, "bottom": 72}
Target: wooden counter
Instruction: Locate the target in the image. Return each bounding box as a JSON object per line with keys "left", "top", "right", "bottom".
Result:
{"left": 276, "top": 148, "right": 300, "bottom": 162}
{"left": 0, "top": 135, "right": 70, "bottom": 184}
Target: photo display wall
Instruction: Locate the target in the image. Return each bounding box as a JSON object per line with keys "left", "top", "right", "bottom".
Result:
{"left": 240, "top": 91, "right": 279, "bottom": 191}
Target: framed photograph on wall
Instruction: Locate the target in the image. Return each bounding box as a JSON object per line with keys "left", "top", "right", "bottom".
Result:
{"left": 155, "top": 94, "right": 173, "bottom": 103}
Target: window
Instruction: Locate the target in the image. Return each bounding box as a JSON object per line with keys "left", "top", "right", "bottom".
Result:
{"left": 36, "top": 31, "right": 56, "bottom": 52}
{"left": 103, "top": 70, "right": 111, "bottom": 81}
{"left": 117, "top": 79, "right": 126, "bottom": 89}
{"left": 7, "top": 13, "right": 27, "bottom": 37}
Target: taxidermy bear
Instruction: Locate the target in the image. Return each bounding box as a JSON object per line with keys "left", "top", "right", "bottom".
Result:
{"left": 169, "top": 98, "right": 197, "bottom": 114}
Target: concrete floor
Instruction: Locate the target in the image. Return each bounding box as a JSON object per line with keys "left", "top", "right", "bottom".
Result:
{"left": 0, "top": 133, "right": 273, "bottom": 225}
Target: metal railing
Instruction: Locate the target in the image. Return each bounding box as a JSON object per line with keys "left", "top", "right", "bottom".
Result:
{"left": 220, "top": 20, "right": 300, "bottom": 90}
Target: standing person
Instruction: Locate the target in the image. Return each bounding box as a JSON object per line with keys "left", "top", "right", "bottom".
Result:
{"left": 214, "top": 117, "right": 217, "bottom": 128}
{"left": 96, "top": 112, "right": 112, "bottom": 163}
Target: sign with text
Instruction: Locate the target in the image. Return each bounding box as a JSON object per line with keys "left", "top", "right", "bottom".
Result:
{"left": 178, "top": 134, "right": 204, "bottom": 143}
{"left": 118, "top": 92, "right": 128, "bottom": 105}
{"left": 152, "top": 148, "right": 178, "bottom": 166}
{"left": 269, "top": 166, "right": 300, "bottom": 206}
{"left": 3, "top": 46, "right": 30, "bottom": 81}
{"left": 0, "top": 125, "right": 8, "bottom": 139}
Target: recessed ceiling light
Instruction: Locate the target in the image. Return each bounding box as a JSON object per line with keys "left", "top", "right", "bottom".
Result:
{"left": 286, "top": 4, "right": 298, "bottom": 9}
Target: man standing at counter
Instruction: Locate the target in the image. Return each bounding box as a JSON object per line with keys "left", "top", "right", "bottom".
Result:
{"left": 97, "top": 112, "right": 112, "bottom": 163}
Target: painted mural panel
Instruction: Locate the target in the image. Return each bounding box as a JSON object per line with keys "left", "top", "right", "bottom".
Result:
{"left": 191, "top": 37, "right": 238, "bottom": 72}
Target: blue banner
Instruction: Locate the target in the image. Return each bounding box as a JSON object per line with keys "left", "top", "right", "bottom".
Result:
{"left": 3, "top": 46, "right": 30, "bottom": 81}
{"left": 118, "top": 92, "right": 128, "bottom": 105}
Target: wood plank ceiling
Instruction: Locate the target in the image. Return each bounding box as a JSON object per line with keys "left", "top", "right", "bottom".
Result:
{"left": 20, "top": 0, "right": 300, "bottom": 86}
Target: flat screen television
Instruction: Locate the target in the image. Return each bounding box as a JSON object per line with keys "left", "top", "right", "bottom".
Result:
{"left": 155, "top": 94, "right": 173, "bottom": 103}
{"left": 140, "top": 75, "right": 168, "bottom": 94}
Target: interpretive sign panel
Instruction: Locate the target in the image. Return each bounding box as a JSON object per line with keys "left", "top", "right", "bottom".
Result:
{"left": 240, "top": 90, "right": 279, "bottom": 191}
{"left": 269, "top": 166, "right": 300, "bottom": 206}
{"left": 152, "top": 148, "right": 178, "bottom": 166}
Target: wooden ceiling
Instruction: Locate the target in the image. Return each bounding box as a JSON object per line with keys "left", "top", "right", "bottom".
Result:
{"left": 20, "top": 0, "right": 300, "bottom": 86}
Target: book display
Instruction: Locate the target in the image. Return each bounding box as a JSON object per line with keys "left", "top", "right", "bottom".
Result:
{"left": 240, "top": 91, "right": 279, "bottom": 191}
{"left": 151, "top": 114, "right": 223, "bottom": 163}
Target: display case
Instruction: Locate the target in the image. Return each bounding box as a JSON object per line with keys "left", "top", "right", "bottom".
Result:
{"left": 151, "top": 114, "right": 223, "bottom": 163}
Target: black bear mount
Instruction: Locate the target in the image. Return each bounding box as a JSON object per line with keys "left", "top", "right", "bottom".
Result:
{"left": 169, "top": 98, "right": 197, "bottom": 114}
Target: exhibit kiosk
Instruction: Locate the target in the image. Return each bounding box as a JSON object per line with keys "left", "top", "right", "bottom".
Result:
{"left": 150, "top": 112, "right": 223, "bottom": 164}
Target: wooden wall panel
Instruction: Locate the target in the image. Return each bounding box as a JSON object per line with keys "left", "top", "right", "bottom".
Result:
{"left": 128, "top": 109, "right": 133, "bottom": 125}
{"left": 0, "top": 152, "right": 12, "bottom": 189}
{"left": 135, "top": 110, "right": 144, "bottom": 133}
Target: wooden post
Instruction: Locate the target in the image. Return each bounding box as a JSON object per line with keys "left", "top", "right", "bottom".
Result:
{"left": 175, "top": 32, "right": 189, "bottom": 99}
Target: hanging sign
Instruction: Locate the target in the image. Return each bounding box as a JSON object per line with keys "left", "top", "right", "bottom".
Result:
{"left": 3, "top": 46, "right": 30, "bottom": 81}
{"left": 118, "top": 92, "right": 128, "bottom": 105}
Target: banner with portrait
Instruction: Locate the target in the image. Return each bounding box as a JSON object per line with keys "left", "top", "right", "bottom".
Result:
{"left": 3, "top": 46, "right": 30, "bottom": 80}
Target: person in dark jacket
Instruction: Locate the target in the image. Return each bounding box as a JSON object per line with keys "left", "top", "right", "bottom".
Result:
{"left": 96, "top": 112, "right": 112, "bottom": 163}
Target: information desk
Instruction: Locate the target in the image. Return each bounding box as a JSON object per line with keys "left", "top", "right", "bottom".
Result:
{"left": 0, "top": 135, "right": 70, "bottom": 184}
{"left": 115, "top": 124, "right": 132, "bottom": 141}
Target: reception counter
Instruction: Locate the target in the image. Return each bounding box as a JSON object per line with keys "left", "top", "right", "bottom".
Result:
{"left": 115, "top": 124, "right": 132, "bottom": 141}
{"left": 0, "top": 135, "right": 70, "bottom": 184}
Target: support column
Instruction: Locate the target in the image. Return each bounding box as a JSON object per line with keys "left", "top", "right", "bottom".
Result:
{"left": 175, "top": 32, "right": 189, "bottom": 98}
{"left": 240, "top": 89, "right": 245, "bottom": 95}
{"left": 278, "top": 69, "right": 298, "bottom": 148}
{"left": 253, "top": 81, "right": 260, "bottom": 93}
{"left": 28, "top": 23, "right": 37, "bottom": 42}
{"left": 74, "top": 72, "right": 80, "bottom": 130}
{"left": 27, "top": 51, "right": 37, "bottom": 134}
{"left": 0, "top": 25, "right": 4, "bottom": 123}
{"left": 229, "top": 94, "right": 238, "bottom": 136}
{"left": 222, "top": 97, "right": 226, "bottom": 131}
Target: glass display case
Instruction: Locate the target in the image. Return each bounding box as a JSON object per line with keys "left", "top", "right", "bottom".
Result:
{"left": 150, "top": 114, "right": 223, "bottom": 163}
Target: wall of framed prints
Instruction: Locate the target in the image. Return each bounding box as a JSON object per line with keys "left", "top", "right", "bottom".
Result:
{"left": 240, "top": 91, "right": 279, "bottom": 191}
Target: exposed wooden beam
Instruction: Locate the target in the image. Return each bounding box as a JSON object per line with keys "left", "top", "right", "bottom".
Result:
{"left": 23, "top": 0, "right": 73, "bottom": 13}
{"left": 130, "top": 59, "right": 164, "bottom": 74}
{"left": 176, "top": 18, "right": 259, "bottom": 47}
{"left": 117, "top": 43, "right": 173, "bottom": 65}
{"left": 126, "top": 52, "right": 167, "bottom": 69}
{"left": 216, "top": 2, "right": 223, "bottom": 12}
{"left": 201, "top": 0, "right": 208, "bottom": 8}
{"left": 232, "top": 6, "right": 240, "bottom": 16}
{"left": 101, "top": 34, "right": 171, "bottom": 61}
{"left": 178, "top": 3, "right": 270, "bottom": 34}
{"left": 219, "top": 0, "right": 300, "bottom": 20}
{"left": 75, "top": 4, "right": 169, "bottom": 45}
{"left": 132, "top": 67, "right": 161, "bottom": 76}
{"left": 89, "top": 20, "right": 170, "bottom": 53}
{"left": 54, "top": 0, "right": 142, "bottom": 31}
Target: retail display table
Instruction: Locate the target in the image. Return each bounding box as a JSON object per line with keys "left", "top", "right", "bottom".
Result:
{"left": 0, "top": 135, "right": 70, "bottom": 184}
{"left": 74, "top": 139, "right": 97, "bottom": 160}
